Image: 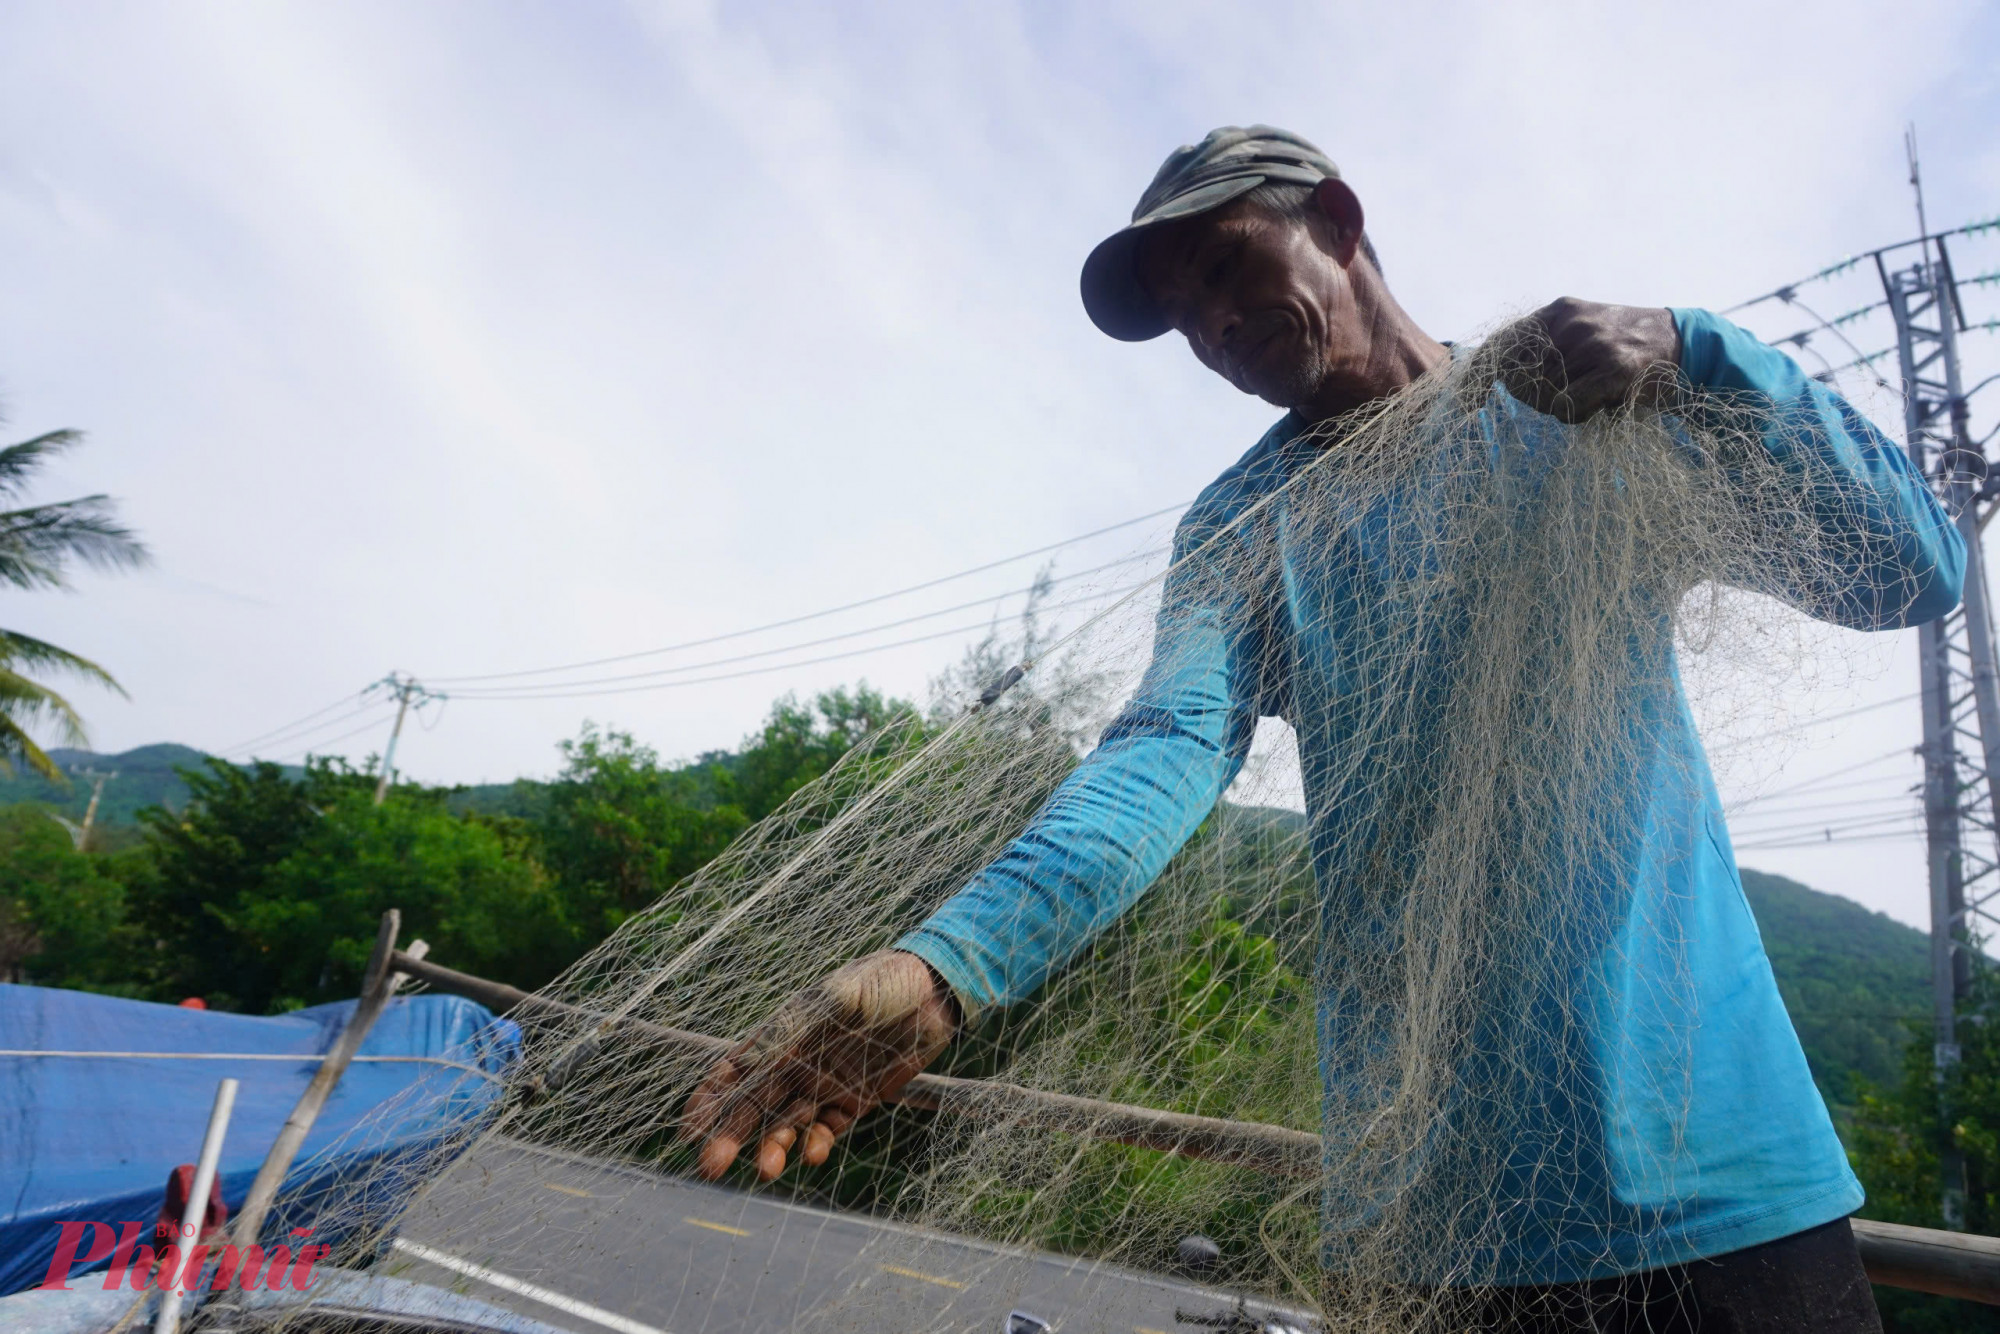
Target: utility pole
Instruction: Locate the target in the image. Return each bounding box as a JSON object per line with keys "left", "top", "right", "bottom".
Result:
{"left": 369, "top": 673, "right": 441, "bottom": 805}
{"left": 52, "top": 766, "right": 116, "bottom": 851}
{"left": 1884, "top": 128, "right": 1996, "bottom": 1231}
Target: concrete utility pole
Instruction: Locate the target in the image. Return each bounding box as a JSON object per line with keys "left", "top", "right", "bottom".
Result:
{"left": 370, "top": 672, "right": 441, "bottom": 805}
{"left": 1883, "top": 130, "right": 1996, "bottom": 1231}
{"left": 51, "top": 766, "right": 117, "bottom": 851}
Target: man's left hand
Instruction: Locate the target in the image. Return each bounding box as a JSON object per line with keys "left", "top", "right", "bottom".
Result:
{"left": 1504, "top": 298, "right": 1681, "bottom": 424}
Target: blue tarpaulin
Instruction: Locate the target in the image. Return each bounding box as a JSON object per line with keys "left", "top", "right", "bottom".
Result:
{"left": 0, "top": 984, "right": 517, "bottom": 1296}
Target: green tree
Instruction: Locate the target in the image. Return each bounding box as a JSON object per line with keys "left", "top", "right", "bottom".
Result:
{"left": 533, "top": 691, "right": 923, "bottom": 948}
{"left": 130, "top": 758, "right": 355, "bottom": 1009}
{"left": 0, "top": 803, "right": 137, "bottom": 989}
{"left": 257, "top": 787, "right": 571, "bottom": 1008}
{"left": 131, "top": 757, "right": 562, "bottom": 1011}
{"left": 729, "top": 684, "right": 923, "bottom": 821}
{"left": 0, "top": 428, "right": 147, "bottom": 778}
{"left": 534, "top": 726, "right": 747, "bottom": 941}
{"left": 1850, "top": 963, "right": 2000, "bottom": 1333}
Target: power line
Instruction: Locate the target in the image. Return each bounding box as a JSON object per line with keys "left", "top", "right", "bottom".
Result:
{"left": 261, "top": 708, "right": 400, "bottom": 765}
{"left": 438, "top": 552, "right": 1166, "bottom": 697}
{"left": 1723, "top": 748, "right": 1916, "bottom": 810}
{"left": 1734, "top": 826, "right": 1926, "bottom": 852}
{"left": 1729, "top": 806, "right": 1922, "bottom": 841}
{"left": 219, "top": 693, "right": 370, "bottom": 756}
{"left": 1705, "top": 691, "right": 1921, "bottom": 752}
{"left": 1720, "top": 215, "right": 2000, "bottom": 317}
{"left": 1728, "top": 792, "right": 1919, "bottom": 824}
{"left": 221, "top": 699, "right": 388, "bottom": 761}
{"left": 449, "top": 577, "right": 1156, "bottom": 702}
{"left": 425, "top": 502, "right": 1189, "bottom": 686}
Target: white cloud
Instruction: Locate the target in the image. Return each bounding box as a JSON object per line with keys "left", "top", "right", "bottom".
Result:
{"left": 0, "top": 0, "right": 1994, "bottom": 926}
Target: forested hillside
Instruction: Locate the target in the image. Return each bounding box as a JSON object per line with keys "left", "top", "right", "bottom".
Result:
{"left": 0, "top": 743, "right": 213, "bottom": 826}
{"left": 0, "top": 747, "right": 1934, "bottom": 1115}
{"left": 1739, "top": 868, "right": 1930, "bottom": 1111}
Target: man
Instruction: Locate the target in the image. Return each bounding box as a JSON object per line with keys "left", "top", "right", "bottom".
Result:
{"left": 685, "top": 127, "right": 1963, "bottom": 1331}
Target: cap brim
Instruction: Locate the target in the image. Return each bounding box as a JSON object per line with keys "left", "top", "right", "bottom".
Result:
{"left": 1079, "top": 177, "right": 1265, "bottom": 342}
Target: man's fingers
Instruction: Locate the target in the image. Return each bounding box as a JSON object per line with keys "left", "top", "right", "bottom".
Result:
{"left": 802, "top": 1121, "right": 838, "bottom": 1166}
{"left": 697, "top": 1133, "right": 743, "bottom": 1181}
{"left": 693, "top": 1091, "right": 769, "bottom": 1181}
{"left": 753, "top": 1098, "right": 824, "bottom": 1181}
{"left": 756, "top": 1124, "right": 797, "bottom": 1180}
{"left": 680, "top": 1058, "right": 743, "bottom": 1139}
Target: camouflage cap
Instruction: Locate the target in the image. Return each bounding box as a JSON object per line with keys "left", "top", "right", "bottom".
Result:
{"left": 1080, "top": 125, "right": 1341, "bottom": 342}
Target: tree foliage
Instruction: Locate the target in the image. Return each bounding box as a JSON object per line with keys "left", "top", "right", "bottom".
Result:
{"left": 129, "top": 757, "right": 566, "bottom": 1011}
{"left": 533, "top": 726, "right": 745, "bottom": 939}
{"left": 1848, "top": 964, "right": 2000, "bottom": 1332}
{"left": 0, "top": 804, "right": 137, "bottom": 989}
{"left": 0, "top": 428, "right": 147, "bottom": 779}
{"left": 0, "top": 684, "right": 923, "bottom": 1012}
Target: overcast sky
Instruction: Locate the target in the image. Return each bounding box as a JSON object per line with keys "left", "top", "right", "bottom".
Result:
{"left": 1, "top": 0, "right": 1996, "bottom": 928}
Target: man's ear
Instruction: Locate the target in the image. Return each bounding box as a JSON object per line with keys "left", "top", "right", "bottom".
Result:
{"left": 1311, "top": 177, "right": 1365, "bottom": 267}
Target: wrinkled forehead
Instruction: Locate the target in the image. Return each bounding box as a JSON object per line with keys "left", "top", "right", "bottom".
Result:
{"left": 1133, "top": 202, "right": 1256, "bottom": 300}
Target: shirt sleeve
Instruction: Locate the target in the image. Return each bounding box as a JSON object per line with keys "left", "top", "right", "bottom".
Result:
{"left": 1672, "top": 307, "right": 1965, "bottom": 629}
{"left": 895, "top": 513, "right": 1270, "bottom": 1022}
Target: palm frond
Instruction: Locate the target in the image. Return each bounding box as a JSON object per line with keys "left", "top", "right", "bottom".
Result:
{"left": 0, "top": 667, "right": 87, "bottom": 776}
{"left": 0, "top": 495, "right": 148, "bottom": 590}
{"left": 0, "top": 431, "right": 83, "bottom": 501}
{"left": 0, "top": 709, "right": 63, "bottom": 781}
{"left": 0, "top": 630, "right": 125, "bottom": 695}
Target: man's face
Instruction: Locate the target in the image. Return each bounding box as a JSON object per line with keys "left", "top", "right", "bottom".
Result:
{"left": 1135, "top": 196, "right": 1355, "bottom": 409}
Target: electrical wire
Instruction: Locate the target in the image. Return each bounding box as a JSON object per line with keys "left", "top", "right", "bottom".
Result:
{"left": 1726, "top": 792, "right": 1920, "bottom": 824}
{"left": 218, "top": 693, "right": 372, "bottom": 756}
{"left": 1728, "top": 807, "right": 1922, "bottom": 841}
{"left": 438, "top": 553, "right": 1166, "bottom": 697}
{"left": 1704, "top": 691, "right": 1920, "bottom": 753}
{"left": 1720, "top": 216, "right": 2000, "bottom": 317}
{"left": 448, "top": 577, "right": 1157, "bottom": 702}
{"left": 220, "top": 699, "right": 389, "bottom": 761}
{"left": 1733, "top": 826, "right": 1925, "bottom": 852}
{"left": 1769, "top": 292, "right": 1896, "bottom": 394}
{"left": 260, "top": 707, "right": 398, "bottom": 765}
{"left": 1723, "top": 748, "right": 1915, "bottom": 809}
{"left": 425, "top": 502, "right": 1189, "bottom": 685}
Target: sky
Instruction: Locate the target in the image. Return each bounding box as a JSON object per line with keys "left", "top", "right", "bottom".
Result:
{"left": 0, "top": 0, "right": 1996, "bottom": 929}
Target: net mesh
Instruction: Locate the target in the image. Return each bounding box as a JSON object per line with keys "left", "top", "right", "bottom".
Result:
{"left": 270, "top": 325, "right": 1924, "bottom": 1332}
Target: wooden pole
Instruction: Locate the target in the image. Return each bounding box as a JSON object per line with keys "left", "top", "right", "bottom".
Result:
{"left": 398, "top": 947, "right": 2000, "bottom": 1303}
{"left": 231, "top": 910, "right": 402, "bottom": 1248}
{"left": 391, "top": 948, "right": 1318, "bottom": 1176}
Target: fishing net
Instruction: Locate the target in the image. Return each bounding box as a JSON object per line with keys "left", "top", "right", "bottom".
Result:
{"left": 271, "top": 324, "right": 1928, "bottom": 1333}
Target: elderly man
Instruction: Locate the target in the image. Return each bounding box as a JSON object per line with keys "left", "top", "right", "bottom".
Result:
{"left": 685, "top": 127, "right": 1962, "bottom": 1332}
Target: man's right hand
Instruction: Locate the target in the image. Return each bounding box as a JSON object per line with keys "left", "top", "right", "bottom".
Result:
{"left": 1502, "top": 298, "right": 1682, "bottom": 423}
{"left": 680, "top": 949, "right": 959, "bottom": 1181}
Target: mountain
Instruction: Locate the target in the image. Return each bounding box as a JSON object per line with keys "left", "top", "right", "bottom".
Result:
{"left": 0, "top": 744, "right": 214, "bottom": 827}
{"left": 1739, "top": 867, "right": 1931, "bottom": 1111}
{"left": 0, "top": 761, "right": 1935, "bottom": 1110}
{"left": 1201, "top": 810, "right": 1932, "bottom": 1115}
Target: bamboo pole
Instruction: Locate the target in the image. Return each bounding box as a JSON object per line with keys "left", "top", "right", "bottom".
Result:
{"left": 398, "top": 948, "right": 2000, "bottom": 1304}
{"left": 231, "top": 910, "right": 403, "bottom": 1248}
{"left": 1851, "top": 1218, "right": 2000, "bottom": 1306}
{"left": 390, "top": 948, "right": 1320, "bottom": 1177}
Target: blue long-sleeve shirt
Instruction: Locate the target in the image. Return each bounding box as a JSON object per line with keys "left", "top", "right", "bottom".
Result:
{"left": 898, "top": 309, "right": 1964, "bottom": 1284}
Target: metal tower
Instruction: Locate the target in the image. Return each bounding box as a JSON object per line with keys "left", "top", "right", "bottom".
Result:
{"left": 1883, "top": 140, "right": 1996, "bottom": 1230}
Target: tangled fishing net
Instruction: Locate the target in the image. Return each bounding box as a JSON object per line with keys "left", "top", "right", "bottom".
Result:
{"left": 279, "top": 325, "right": 1929, "bottom": 1333}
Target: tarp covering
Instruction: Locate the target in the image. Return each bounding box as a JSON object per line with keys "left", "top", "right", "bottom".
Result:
{"left": 0, "top": 984, "right": 517, "bottom": 1296}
